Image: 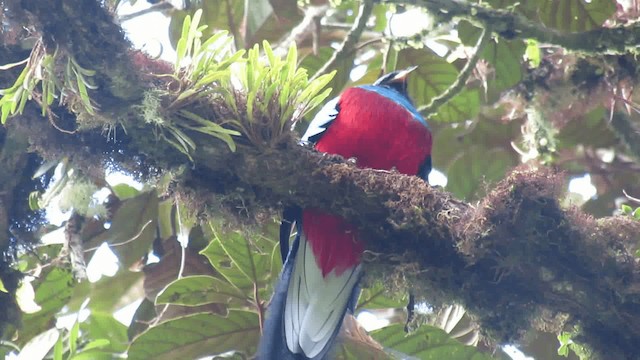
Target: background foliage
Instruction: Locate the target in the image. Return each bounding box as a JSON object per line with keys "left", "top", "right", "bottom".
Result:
{"left": 1, "top": 0, "right": 639, "bottom": 359}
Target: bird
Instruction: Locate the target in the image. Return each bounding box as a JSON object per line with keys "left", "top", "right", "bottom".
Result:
{"left": 259, "top": 66, "right": 432, "bottom": 360}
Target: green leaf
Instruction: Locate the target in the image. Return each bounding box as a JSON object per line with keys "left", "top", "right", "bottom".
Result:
{"left": 17, "top": 328, "right": 60, "bottom": 360}
{"left": 482, "top": 39, "right": 526, "bottom": 91}
{"left": 446, "top": 146, "right": 517, "bottom": 200}
{"left": 538, "top": 0, "right": 615, "bottom": 33}
{"left": 69, "top": 350, "right": 115, "bottom": 360}
{"left": 525, "top": 39, "right": 541, "bottom": 68}
{"left": 78, "top": 339, "right": 110, "bottom": 352}
{"left": 20, "top": 269, "right": 74, "bottom": 345}
{"left": 458, "top": 21, "right": 525, "bottom": 92}
{"left": 110, "top": 183, "right": 140, "bottom": 200}
{"left": 201, "top": 222, "right": 276, "bottom": 297}
{"left": 372, "top": 324, "right": 494, "bottom": 360}
{"left": 80, "top": 313, "right": 128, "bottom": 352}
{"left": 0, "top": 277, "right": 7, "bottom": 293}
{"left": 557, "top": 107, "right": 616, "bottom": 149}
{"left": 156, "top": 275, "right": 249, "bottom": 307}
{"left": 243, "top": 0, "right": 273, "bottom": 42}
{"left": 357, "top": 281, "right": 407, "bottom": 310}
{"left": 621, "top": 204, "right": 633, "bottom": 215}
{"left": 485, "top": 0, "right": 615, "bottom": 33}
{"left": 83, "top": 190, "right": 158, "bottom": 268}
{"left": 53, "top": 331, "right": 64, "bottom": 360}
{"left": 127, "top": 299, "right": 157, "bottom": 341}
{"left": 397, "top": 48, "right": 480, "bottom": 123}
{"left": 632, "top": 207, "right": 640, "bottom": 220}
{"left": 69, "top": 320, "right": 80, "bottom": 355}
{"left": 127, "top": 310, "right": 260, "bottom": 360}
{"left": 67, "top": 270, "right": 143, "bottom": 313}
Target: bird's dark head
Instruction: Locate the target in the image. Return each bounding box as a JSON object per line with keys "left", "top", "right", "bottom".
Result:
{"left": 373, "top": 66, "right": 417, "bottom": 99}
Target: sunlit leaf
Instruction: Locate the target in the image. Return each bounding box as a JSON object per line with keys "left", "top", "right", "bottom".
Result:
{"left": 372, "top": 324, "right": 494, "bottom": 359}
{"left": 485, "top": 0, "right": 615, "bottom": 32}
{"left": 16, "top": 328, "right": 59, "bottom": 360}
{"left": 446, "top": 146, "right": 517, "bottom": 200}
{"left": 201, "top": 222, "right": 277, "bottom": 296}
{"left": 156, "top": 275, "right": 249, "bottom": 307}
{"left": 80, "top": 312, "right": 128, "bottom": 353}
{"left": 127, "top": 310, "right": 260, "bottom": 360}
{"left": 397, "top": 48, "right": 480, "bottom": 123}
{"left": 358, "top": 281, "right": 407, "bottom": 310}
{"left": 19, "top": 269, "right": 73, "bottom": 345}
{"left": 84, "top": 190, "right": 158, "bottom": 268}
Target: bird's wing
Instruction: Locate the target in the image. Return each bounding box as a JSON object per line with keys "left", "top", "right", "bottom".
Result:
{"left": 279, "top": 206, "right": 301, "bottom": 264}
{"left": 301, "top": 96, "right": 340, "bottom": 144}
{"left": 284, "top": 232, "right": 362, "bottom": 359}
{"left": 418, "top": 155, "right": 432, "bottom": 182}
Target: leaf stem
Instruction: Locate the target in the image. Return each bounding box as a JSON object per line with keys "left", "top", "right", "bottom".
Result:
{"left": 419, "top": 25, "right": 491, "bottom": 116}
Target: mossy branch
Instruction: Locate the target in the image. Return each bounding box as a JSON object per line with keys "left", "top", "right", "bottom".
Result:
{"left": 19, "top": 0, "right": 143, "bottom": 102}
{"left": 3, "top": 1, "right": 640, "bottom": 358}
{"left": 388, "top": 0, "right": 640, "bottom": 54}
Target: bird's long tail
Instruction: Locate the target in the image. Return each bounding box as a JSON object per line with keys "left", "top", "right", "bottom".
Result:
{"left": 258, "top": 230, "right": 361, "bottom": 359}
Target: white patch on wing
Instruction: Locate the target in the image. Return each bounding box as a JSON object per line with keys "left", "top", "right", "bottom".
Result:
{"left": 301, "top": 97, "right": 340, "bottom": 144}
{"left": 284, "top": 233, "right": 361, "bottom": 358}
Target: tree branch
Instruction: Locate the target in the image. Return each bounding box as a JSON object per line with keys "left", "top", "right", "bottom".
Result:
{"left": 118, "top": 1, "right": 174, "bottom": 22}
{"left": 419, "top": 25, "right": 491, "bottom": 116}
{"left": 20, "top": 0, "right": 143, "bottom": 103}
{"left": 310, "top": 0, "right": 375, "bottom": 81}
{"left": 388, "top": 0, "right": 640, "bottom": 54}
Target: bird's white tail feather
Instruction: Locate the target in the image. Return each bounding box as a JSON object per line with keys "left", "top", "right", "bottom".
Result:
{"left": 284, "top": 233, "right": 361, "bottom": 358}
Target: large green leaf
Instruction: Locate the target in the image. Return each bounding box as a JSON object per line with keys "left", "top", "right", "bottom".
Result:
{"left": 446, "top": 146, "right": 517, "bottom": 200}
{"left": 243, "top": 0, "right": 302, "bottom": 47}
{"left": 19, "top": 268, "right": 73, "bottom": 345}
{"left": 168, "top": 1, "right": 245, "bottom": 49}
{"left": 397, "top": 48, "right": 480, "bottom": 123}
{"left": 200, "top": 222, "right": 278, "bottom": 301}
{"left": 482, "top": 39, "right": 526, "bottom": 92}
{"left": 458, "top": 20, "right": 525, "bottom": 92}
{"left": 156, "top": 275, "right": 249, "bottom": 307}
{"left": 16, "top": 328, "right": 59, "bottom": 360}
{"left": 67, "top": 269, "right": 143, "bottom": 313}
{"left": 80, "top": 312, "right": 129, "bottom": 353}
{"left": 357, "top": 281, "right": 407, "bottom": 310}
{"left": 372, "top": 323, "right": 495, "bottom": 360}
{"left": 485, "top": 0, "right": 615, "bottom": 32}
{"left": 432, "top": 117, "right": 522, "bottom": 174}
{"left": 127, "top": 310, "right": 260, "bottom": 360}
{"left": 84, "top": 190, "right": 158, "bottom": 268}
{"left": 557, "top": 107, "right": 617, "bottom": 149}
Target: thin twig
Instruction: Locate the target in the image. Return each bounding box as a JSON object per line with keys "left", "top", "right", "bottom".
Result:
{"left": 419, "top": 26, "right": 492, "bottom": 116}
{"left": 83, "top": 220, "right": 154, "bottom": 252}
{"left": 275, "top": 5, "right": 329, "bottom": 56}
{"left": 118, "top": 2, "right": 174, "bottom": 22}
{"left": 310, "top": 0, "right": 375, "bottom": 82}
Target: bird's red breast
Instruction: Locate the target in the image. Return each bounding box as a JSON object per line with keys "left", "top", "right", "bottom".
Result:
{"left": 303, "top": 87, "right": 432, "bottom": 277}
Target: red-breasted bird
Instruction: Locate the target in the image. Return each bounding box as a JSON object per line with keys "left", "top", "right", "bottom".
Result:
{"left": 259, "top": 67, "right": 432, "bottom": 359}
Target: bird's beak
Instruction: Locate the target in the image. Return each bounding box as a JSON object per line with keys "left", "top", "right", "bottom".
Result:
{"left": 392, "top": 66, "right": 418, "bottom": 82}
